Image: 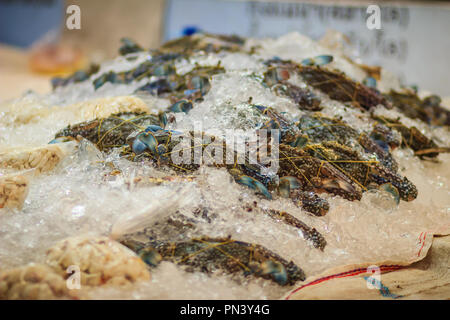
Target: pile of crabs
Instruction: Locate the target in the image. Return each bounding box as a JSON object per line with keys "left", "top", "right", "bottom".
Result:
{"left": 48, "top": 33, "right": 450, "bottom": 287}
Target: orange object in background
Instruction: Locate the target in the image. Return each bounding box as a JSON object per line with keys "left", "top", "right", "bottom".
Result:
{"left": 29, "top": 44, "right": 86, "bottom": 76}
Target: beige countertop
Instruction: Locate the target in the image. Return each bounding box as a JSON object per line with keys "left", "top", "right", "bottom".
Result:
{"left": 0, "top": 44, "right": 52, "bottom": 102}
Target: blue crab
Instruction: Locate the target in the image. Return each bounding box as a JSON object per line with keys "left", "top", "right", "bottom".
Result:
{"left": 120, "top": 235, "right": 305, "bottom": 286}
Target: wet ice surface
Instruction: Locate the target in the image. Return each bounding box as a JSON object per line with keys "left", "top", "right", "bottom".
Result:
{"left": 1, "top": 32, "right": 449, "bottom": 299}
{"left": 85, "top": 261, "right": 286, "bottom": 300}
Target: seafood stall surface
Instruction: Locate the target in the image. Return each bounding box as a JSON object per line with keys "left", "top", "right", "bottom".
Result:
{"left": 0, "top": 33, "right": 449, "bottom": 300}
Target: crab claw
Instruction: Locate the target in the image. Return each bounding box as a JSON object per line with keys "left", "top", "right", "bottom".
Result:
{"left": 314, "top": 55, "right": 333, "bottom": 66}
{"left": 158, "top": 112, "right": 168, "bottom": 128}
{"left": 320, "top": 178, "right": 361, "bottom": 201}
{"left": 132, "top": 131, "right": 158, "bottom": 155}
{"left": 138, "top": 247, "right": 162, "bottom": 267}
{"left": 300, "top": 58, "right": 314, "bottom": 66}
{"left": 132, "top": 138, "right": 148, "bottom": 154}
{"left": 93, "top": 71, "right": 119, "bottom": 90}
{"left": 363, "top": 76, "right": 377, "bottom": 88}
{"left": 169, "top": 99, "right": 193, "bottom": 113}
{"left": 253, "top": 105, "right": 268, "bottom": 113}
{"left": 370, "top": 166, "right": 417, "bottom": 202}
{"left": 230, "top": 169, "right": 272, "bottom": 200}
{"left": 48, "top": 136, "right": 76, "bottom": 144}
{"left": 379, "top": 183, "right": 400, "bottom": 205}
{"left": 259, "top": 260, "right": 288, "bottom": 285}
{"left": 189, "top": 76, "right": 210, "bottom": 95}
{"left": 119, "top": 37, "right": 143, "bottom": 55}
{"left": 144, "top": 125, "right": 182, "bottom": 138}
{"left": 253, "top": 179, "right": 272, "bottom": 200}
{"left": 145, "top": 125, "right": 165, "bottom": 133}
{"left": 279, "top": 176, "right": 302, "bottom": 198}
{"left": 301, "top": 55, "right": 333, "bottom": 67}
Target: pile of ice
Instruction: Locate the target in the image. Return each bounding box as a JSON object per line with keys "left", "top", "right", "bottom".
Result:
{"left": 0, "top": 32, "right": 449, "bottom": 300}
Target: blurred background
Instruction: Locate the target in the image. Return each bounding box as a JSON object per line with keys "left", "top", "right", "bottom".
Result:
{"left": 0, "top": 0, "right": 449, "bottom": 101}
